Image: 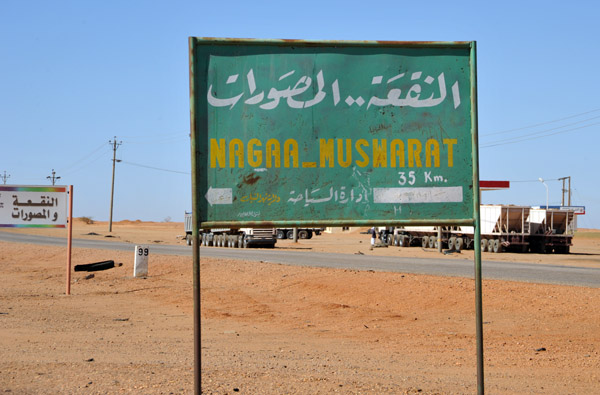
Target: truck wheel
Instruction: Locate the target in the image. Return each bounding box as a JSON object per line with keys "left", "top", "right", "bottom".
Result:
{"left": 186, "top": 234, "right": 192, "bottom": 246}
{"left": 480, "top": 239, "right": 488, "bottom": 252}
{"left": 277, "top": 230, "right": 285, "bottom": 239}
{"left": 398, "top": 236, "right": 407, "bottom": 247}
{"left": 422, "top": 236, "right": 429, "bottom": 248}
{"left": 428, "top": 236, "right": 436, "bottom": 249}
{"left": 455, "top": 237, "right": 463, "bottom": 252}
{"left": 243, "top": 238, "right": 249, "bottom": 248}
{"left": 287, "top": 230, "right": 294, "bottom": 239}
{"left": 237, "top": 235, "right": 243, "bottom": 248}
{"left": 448, "top": 237, "right": 456, "bottom": 251}
{"left": 492, "top": 239, "right": 503, "bottom": 253}
{"left": 298, "top": 230, "right": 308, "bottom": 239}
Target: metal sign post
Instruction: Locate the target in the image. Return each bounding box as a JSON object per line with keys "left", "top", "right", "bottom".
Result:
{"left": 190, "top": 38, "right": 483, "bottom": 394}
{"left": 0, "top": 185, "right": 73, "bottom": 295}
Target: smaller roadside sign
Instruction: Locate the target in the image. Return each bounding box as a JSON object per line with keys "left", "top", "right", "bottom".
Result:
{"left": 543, "top": 205, "right": 585, "bottom": 215}
{"left": 562, "top": 206, "right": 585, "bottom": 215}
{"left": 0, "top": 185, "right": 69, "bottom": 227}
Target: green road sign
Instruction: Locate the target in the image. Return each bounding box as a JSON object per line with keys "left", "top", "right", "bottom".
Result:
{"left": 190, "top": 38, "right": 478, "bottom": 227}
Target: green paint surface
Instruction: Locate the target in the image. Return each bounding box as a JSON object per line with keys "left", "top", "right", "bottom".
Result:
{"left": 191, "top": 39, "right": 476, "bottom": 226}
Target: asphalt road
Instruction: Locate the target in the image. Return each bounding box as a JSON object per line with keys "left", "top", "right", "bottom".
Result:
{"left": 1, "top": 231, "right": 598, "bottom": 288}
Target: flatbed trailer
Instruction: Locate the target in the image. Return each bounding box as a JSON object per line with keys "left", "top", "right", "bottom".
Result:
{"left": 390, "top": 205, "right": 575, "bottom": 253}
{"left": 184, "top": 212, "right": 277, "bottom": 248}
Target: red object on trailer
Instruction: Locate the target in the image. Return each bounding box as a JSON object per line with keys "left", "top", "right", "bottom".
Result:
{"left": 480, "top": 180, "right": 510, "bottom": 190}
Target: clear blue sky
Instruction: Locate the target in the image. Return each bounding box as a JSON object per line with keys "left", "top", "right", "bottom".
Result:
{"left": 1, "top": 1, "right": 598, "bottom": 228}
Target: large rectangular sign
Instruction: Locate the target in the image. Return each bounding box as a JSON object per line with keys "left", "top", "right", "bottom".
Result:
{"left": 190, "top": 38, "right": 477, "bottom": 226}
{"left": 0, "top": 185, "right": 68, "bottom": 227}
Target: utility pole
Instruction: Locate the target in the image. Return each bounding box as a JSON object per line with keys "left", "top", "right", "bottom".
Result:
{"left": 47, "top": 169, "right": 61, "bottom": 185}
{"left": 1, "top": 171, "right": 9, "bottom": 184}
{"left": 108, "top": 136, "right": 122, "bottom": 232}
{"left": 558, "top": 176, "right": 572, "bottom": 206}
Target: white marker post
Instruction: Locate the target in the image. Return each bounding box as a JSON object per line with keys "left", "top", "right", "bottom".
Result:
{"left": 134, "top": 245, "right": 149, "bottom": 277}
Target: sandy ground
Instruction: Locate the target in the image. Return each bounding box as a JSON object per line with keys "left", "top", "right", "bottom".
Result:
{"left": 1, "top": 220, "right": 599, "bottom": 394}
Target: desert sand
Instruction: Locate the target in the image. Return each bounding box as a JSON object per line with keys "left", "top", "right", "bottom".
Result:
{"left": 1, "top": 220, "right": 599, "bottom": 394}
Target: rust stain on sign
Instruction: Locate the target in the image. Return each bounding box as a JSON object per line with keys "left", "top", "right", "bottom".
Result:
{"left": 242, "top": 173, "right": 261, "bottom": 185}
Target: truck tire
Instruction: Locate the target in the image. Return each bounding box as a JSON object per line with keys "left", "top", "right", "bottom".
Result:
{"left": 448, "top": 237, "right": 456, "bottom": 251}
{"left": 243, "top": 238, "right": 249, "bottom": 248}
{"left": 298, "top": 230, "right": 309, "bottom": 239}
{"left": 277, "top": 230, "right": 286, "bottom": 239}
{"left": 398, "top": 235, "right": 407, "bottom": 247}
{"left": 480, "top": 239, "right": 488, "bottom": 252}
{"left": 455, "top": 237, "right": 463, "bottom": 252}
{"left": 287, "top": 230, "right": 294, "bottom": 239}
{"left": 492, "top": 239, "right": 502, "bottom": 253}
{"left": 422, "top": 236, "right": 429, "bottom": 248}
{"left": 74, "top": 260, "right": 115, "bottom": 272}
{"left": 186, "top": 234, "right": 192, "bottom": 246}
{"left": 428, "top": 236, "right": 436, "bottom": 249}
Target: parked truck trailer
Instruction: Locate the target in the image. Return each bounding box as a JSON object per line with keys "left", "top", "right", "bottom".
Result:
{"left": 388, "top": 205, "right": 575, "bottom": 253}
{"left": 184, "top": 212, "right": 277, "bottom": 248}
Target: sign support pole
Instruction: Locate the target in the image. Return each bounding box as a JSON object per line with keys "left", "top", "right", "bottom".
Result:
{"left": 66, "top": 185, "right": 73, "bottom": 295}
{"left": 470, "top": 41, "right": 484, "bottom": 395}
{"left": 189, "top": 37, "right": 202, "bottom": 395}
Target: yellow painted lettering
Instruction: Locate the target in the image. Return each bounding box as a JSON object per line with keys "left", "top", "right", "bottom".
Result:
{"left": 229, "top": 139, "right": 244, "bottom": 168}
{"left": 248, "top": 138, "right": 262, "bottom": 167}
{"left": 319, "top": 139, "right": 334, "bottom": 168}
{"left": 390, "top": 139, "right": 405, "bottom": 167}
{"left": 266, "top": 139, "right": 280, "bottom": 168}
{"left": 425, "top": 139, "right": 440, "bottom": 168}
{"left": 443, "top": 138, "right": 457, "bottom": 167}
{"left": 372, "top": 139, "right": 387, "bottom": 168}
{"left": 284, "top": 139, "right": 299, "bottom": 168}
{"left": 355, "top": 139, "right": 369, "bottom": 167}
{"left": 210, "top": 138, "right": 226, "bottom": 168}
{"left": 337, "top": 139, "right": 352, "bottom": 168}
{"left": 408, "top": 139, "right": 422, "bottom": 168}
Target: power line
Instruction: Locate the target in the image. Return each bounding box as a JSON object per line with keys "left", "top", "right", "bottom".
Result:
{"left": 57, "top": 142, "right": 109, "bottom": 173}
{"left": 480, "top": 121, "right": 600, "bottom": 148}
{"left": 481, "top": 115, "right": 600, "bottom": 145}
{"left": 120, "top": 160, "right": 190, "bottom": 175}
{"left": 60, "top": 146, "right": 112, "bottom": 176}
{"left": 482, "top": 107, "right": 600, "bottom": 136}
